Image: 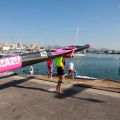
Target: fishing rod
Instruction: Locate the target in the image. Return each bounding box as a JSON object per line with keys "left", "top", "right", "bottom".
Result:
{"left": 0, "top": 44, "right": 93, "bottom": 73}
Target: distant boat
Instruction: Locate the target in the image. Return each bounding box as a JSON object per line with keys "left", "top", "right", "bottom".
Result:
{"left": 73, "top": 26, "right": 86, "bottom": 57}
{"left": 73, "top": 52, "right": 85, "bottom": 57}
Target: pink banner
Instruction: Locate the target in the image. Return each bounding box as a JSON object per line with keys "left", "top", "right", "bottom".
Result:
{"left": 52, "top": 47, "right": 77, "bottom": 56}
{"left": 0, "top": 56, "right": 22, "bottom": 73}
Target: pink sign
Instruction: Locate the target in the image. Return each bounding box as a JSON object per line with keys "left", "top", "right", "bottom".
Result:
{"left": 52, "top": 49, "right": 71, "bottom": 56}
{"left": 52, "top": 47, "right": 77, "bottom": 56}
{"left": 0, "top": 56, "right": 22, "bottom": 73}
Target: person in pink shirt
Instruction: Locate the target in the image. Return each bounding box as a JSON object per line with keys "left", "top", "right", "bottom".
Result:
{"left": 46, "top": 59, "right": 53, "bottom": 79}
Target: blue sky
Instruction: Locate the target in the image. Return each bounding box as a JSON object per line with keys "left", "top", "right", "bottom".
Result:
{"left": 0, "top": 0, "right": 120, "bottom": 50}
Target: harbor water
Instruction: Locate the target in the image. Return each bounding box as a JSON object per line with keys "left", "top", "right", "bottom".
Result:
{"left": 13, "top": 53, "right": 120, "bottom": 81}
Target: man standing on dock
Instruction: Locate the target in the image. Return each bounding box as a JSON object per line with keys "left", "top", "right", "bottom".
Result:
{"left": 55, "top": 49, "right": 74, "bottom": 93}
{"left": 46, "top": 59, "right": 53, "bottom": 79}
{"left": 30, "top": 66, "right": 33, "bottom": 75}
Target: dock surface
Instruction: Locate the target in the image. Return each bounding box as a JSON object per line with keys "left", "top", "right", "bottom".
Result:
{"left": 0, "top": 72, "right": 120, "bottom": 120}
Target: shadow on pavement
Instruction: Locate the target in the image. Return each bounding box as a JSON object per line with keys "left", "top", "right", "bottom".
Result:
{"left": 72, "top": 96, "right": 105, "bottom": 103}
{"left": 54, "top": 86, "right": 85, "bottom": 99}
{"left": 0, "top": 74, "right": 15, "bottom": 79}
{"left": 0, "top": 74, "right": 105, "bottom": 103}
{"left": 0, "top": 76, "right": 34, "bottom": 90}
{"left": 54, "top": 86, "right": 105, "bottom": 103}
{"left": 14, "top": 84, "right": 51, "bottom": 93}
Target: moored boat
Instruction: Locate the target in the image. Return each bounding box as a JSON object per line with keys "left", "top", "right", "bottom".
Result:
{"left": 73, "top": 52, "right": 85, "bottom": 57}
{"left": 65, "top": 74, "right": 98, "bottom": 80}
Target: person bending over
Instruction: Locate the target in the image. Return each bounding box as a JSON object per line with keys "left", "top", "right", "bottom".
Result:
{"left": 68, "top": 61, "right": 74, "bottom": 78}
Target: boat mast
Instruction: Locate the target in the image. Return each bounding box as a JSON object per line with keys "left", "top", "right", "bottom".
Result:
{"left": 74, "top": 26, "right": 79, "bottom": 46}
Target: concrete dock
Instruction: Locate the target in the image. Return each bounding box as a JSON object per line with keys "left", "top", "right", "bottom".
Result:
{"left": 0, "top": 72, "right": 120, "bottom": 120}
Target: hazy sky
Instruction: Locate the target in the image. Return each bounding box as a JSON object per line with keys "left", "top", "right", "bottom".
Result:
{"left": 0, "top": 0, "right": 120, "bottom": 50}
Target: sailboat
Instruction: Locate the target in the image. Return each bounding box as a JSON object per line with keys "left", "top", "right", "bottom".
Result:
{"left": 73, "top": 26, "right": 86, "bottom": 57}
{"left": 73, "top": 51, "right": 85, "bottom": 57}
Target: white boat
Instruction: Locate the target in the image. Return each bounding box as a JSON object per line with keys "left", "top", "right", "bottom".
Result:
{"left": 73, "top": 52, "right": 85, "bottom": 57}
{"left": 65, "top": 74, "right": 98, "bottom": 80}
{"left": 73, "top": 26, "right": 86, "bottom": 57}
{"left": 74, "top": 75, "right": 97, "bottom": 80}
{"left": 53, "top": 72, "right": 98, "bottom": 80}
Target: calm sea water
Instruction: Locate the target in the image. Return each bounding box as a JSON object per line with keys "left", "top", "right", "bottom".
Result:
{"left": 13, "top": 53, "right": 120, "bottom": 81}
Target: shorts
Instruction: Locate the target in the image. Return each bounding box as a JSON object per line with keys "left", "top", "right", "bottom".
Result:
{"left": 57, "top": 67, "right": 65, "bottom": 75}
{"left": 68, "top": 70, "right": 74, "bottom": 73}
{"left": 48, "top": 65, "right": 53, "bottom": 70}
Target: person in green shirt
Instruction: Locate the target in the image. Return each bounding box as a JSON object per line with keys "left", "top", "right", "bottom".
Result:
{"left": 55, "top": 49, "right": 74, "bottom": 93}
